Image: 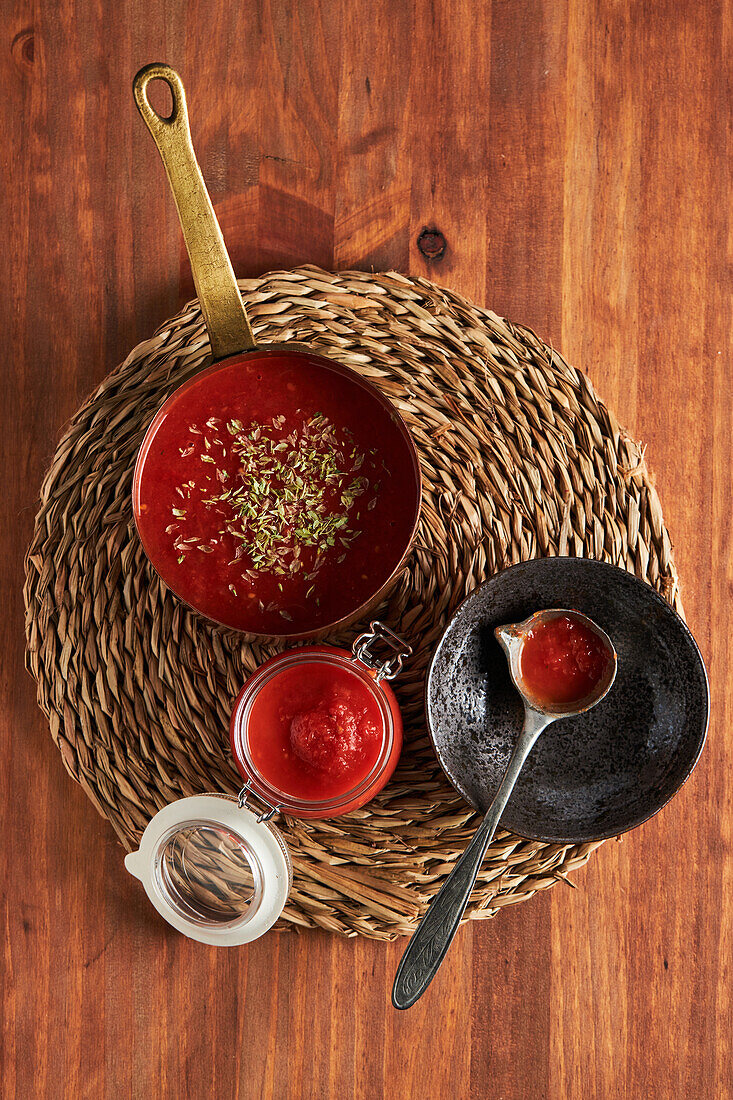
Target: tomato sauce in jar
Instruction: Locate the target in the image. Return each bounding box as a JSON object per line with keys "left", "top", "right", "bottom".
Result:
{"left": 519, "top": 614, "right": 614, "bottom": 708}
{"left": 248, "top": 661, "right": 383, "bottom": 801}
{"left": 230, "top": 643, "right": 404, "bottom": 819}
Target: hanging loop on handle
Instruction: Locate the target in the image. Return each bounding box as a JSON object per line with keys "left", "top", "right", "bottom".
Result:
{"left": 132, "top": 63, "right": 257, "bottom": 361}
{"left": 132, "top": 62, "right": 189, "bottom": 143}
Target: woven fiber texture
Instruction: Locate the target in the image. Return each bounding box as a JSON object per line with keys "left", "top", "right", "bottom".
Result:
{"left": 24, "top": 267, "right": 681, "bottom": 939}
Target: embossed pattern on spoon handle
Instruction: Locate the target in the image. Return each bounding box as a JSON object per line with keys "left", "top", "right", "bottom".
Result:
{"left": 392, "top": 710, "right": 550, "bottom": 1010}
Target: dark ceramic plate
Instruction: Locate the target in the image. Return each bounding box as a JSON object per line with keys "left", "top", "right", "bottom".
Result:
{"left": 426, "top": 558, "right": 709, "bottom": 842}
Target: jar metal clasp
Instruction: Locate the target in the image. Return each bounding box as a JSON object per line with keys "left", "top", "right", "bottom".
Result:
{"left": 352, "top": 621, "right": 412, "bottom": 682}
{"left": 237, "top": 782, "right": 280, "bottom": 823}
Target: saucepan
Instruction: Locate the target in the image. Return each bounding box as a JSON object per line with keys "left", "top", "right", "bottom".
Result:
{"left": 131, "top": 64, "right": 422, "bottom": 639}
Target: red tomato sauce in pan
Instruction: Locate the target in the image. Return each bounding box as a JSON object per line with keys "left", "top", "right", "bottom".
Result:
{"left": 134, "top": 352, "right": 419, "bottom": 633}
{"left": 520, "top": 615, "right": 612, "bottom": 708}
{"left": 247, "top": 660, "right": 383, "bottom": 800}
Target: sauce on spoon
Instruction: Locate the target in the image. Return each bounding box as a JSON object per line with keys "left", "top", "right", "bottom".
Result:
{"left": 519, "top": 613, "right": 614, "bottom": 708}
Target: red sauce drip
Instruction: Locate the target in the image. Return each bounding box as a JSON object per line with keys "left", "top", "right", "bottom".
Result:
{"left": 247, "top": 661, "right": 382, "bottom": 800}
{"left": 519, "top": 615, "right": 612, "bottom": 708}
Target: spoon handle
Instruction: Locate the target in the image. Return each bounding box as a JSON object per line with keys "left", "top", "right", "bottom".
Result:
{"left": 392, "top": 709, "right": 550, "bottom": 1010}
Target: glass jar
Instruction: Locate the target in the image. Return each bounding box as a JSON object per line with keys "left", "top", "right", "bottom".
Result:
{"left": 230, "top": 624, "right": 410, "bottom": 819}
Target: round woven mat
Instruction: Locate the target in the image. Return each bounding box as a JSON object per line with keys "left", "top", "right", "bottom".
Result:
{"left": 24, "top": 266, "right": 681, "bottom": 940}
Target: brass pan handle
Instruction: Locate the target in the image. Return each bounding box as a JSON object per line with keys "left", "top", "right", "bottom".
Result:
{"left": 133, "top": 63, "right": 256, "bottom": 360}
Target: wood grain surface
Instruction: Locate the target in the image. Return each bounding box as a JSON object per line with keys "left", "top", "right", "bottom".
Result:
{"left": 2, "top": 1, "right": 731, "bottom": 1097}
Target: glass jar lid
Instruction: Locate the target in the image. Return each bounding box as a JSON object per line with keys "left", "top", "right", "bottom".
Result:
{"left": 125, "top": 794, "right": 291, "bottom": 945}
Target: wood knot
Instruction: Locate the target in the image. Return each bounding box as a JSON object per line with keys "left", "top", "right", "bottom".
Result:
{"left": 11, "top": 28, "right": 36, "bottom": 71}
{"left": 417, "top": 227, "right": 447, "bottom": 261}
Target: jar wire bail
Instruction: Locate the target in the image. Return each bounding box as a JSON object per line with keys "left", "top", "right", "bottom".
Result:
{"left": 352, "top": 621, "right": 413, "bottom": 682}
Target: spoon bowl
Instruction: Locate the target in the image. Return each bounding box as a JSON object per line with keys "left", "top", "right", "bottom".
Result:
{"left": 495, "top": 608, "right": 617, "bottom": 717}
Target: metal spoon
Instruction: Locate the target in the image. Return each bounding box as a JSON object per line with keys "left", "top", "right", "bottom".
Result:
{"left": 392, "top": 608, "right": 617, "bottom": 1010}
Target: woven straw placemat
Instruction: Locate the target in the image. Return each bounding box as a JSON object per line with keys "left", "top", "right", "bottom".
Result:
{"left": 24, "top": 266, "right": 681, "bottom": 940}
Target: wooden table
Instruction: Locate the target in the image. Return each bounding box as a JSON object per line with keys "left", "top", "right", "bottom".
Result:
{"left": 2, "top": 2, "right": 730, "bottom": 1097}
